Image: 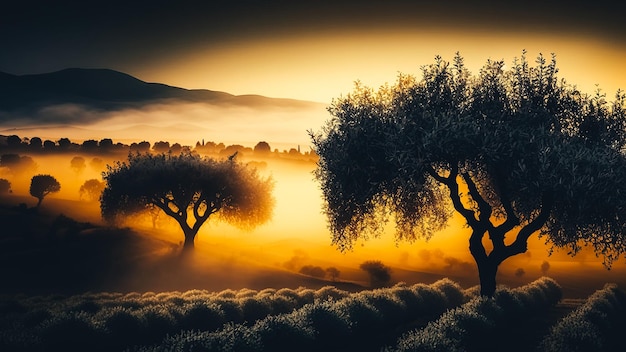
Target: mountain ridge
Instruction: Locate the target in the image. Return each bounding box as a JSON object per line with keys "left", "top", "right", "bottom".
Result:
{"left": 0, "top": 68, "right": 324, "bottom": 115}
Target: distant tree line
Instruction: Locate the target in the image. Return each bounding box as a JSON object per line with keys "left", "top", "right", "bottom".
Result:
{"left": 0, "top": 134, "right": 318, "bottom": 162}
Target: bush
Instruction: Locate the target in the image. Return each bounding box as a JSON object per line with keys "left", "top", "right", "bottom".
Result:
{"left": 540, "top": 284, "right": 626, "bottom": 352}
{"left": 390, "top": 277, "right": 563, "bottom": 352}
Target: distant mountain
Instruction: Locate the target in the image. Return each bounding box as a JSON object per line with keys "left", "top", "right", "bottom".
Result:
{"left": 0, "top": 68, "right": 323, "bottom": 116}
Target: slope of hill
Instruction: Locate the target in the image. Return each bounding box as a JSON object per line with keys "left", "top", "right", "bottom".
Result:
{"left": 0, "top": 68, "right": 324, "bottom": 119}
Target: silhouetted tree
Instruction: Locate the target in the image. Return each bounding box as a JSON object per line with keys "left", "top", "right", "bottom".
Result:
{"left": 311, "top": 52, "right": 626, "bottom": 296}
{"left": 43, "top": 140, "right": 56, "bottom": 151}
{"left": 81, "top": 140, "right": 98, "bottom": 153}
{"left": 153, "top": 141, "right": 170, "bottom": 153}
{"left": 29, "top": 137, "right": 42, "bottom": 151}
{"left": 0, "top": 154, "right": 37, "bottom": 174}
{"left": 359, "top": 260, "right": 391, "bottom": 288}
{"left": 129, "top": 141, "right": 151, "bottom": 154}
{"left": 221, "top": 144, "right": 250, "bottom": 157}
{"left": 79, "top": 179, "right": 105, "bottom": 201}
{"left": 254, "top": 141, "right": 272, "bottom": 155}
{"left": 30, "top": 175, "right": 61, "bottom": 207}
{"left": 70, "top": 156, "right": 86, "bottom": 174}
{"left": 170, "top": 143, "right": 182, "bottom": 155}
{"left": 57, "top": 138, "right": 71, "bottom": 150}
{"left": 6, "top": 135, "right": 23, "bottom": 149}
{"left": 0, "top": 178, "right": 11, "bottom": 194}
{"left": 101, "top": 153, "right": 274, "bottom": 250}
{"left": 325, "top": 267, "right": 341, "bottom": 281}
{"left": 99, "top": 138, "right": 113, "bottom": 152}
{"left": 541, "top": 261, "right": 551, "bottom": 276}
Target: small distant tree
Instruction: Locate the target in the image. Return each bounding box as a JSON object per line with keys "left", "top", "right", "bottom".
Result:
{"left": 43, "top": 140, "right": 56, "bottom": 151}
{"left": 79, "top": 179, "right": 105, "bottom": 201}
{"left": 99, "top": 138, "right": 113, "bottom": 152}
{"left": 254, "top": 141, "right": 272, "bottom": 156}
{"left": 6, "top": 135, "right": 23, "bottom": 149}
{"left": 57, "top": 138, "right": 71, "bottom": 149}
{"left": 81, "top": 140, "right": 98, "bottom": 153}
{"left": 360, "top": 260, "right": 392, "bottom": 288}
{"left": 153, "top": 141, "right": 170, "bottom": 153}
{"left": 170, "top": 143, "right": 182, "bottom": 155}
{"left": 325, "top": 267, "right": 341, "bottom": 281}
{"left": 0, "top": 178, "right": 11, "bottom": 194}
{"left": 134, "top": 141, "right": 151, "bottom": 153}
{"left": 70, "top": 156, "right": 86, "bottom": 174}
{"left": 29, "top": 137, "right": 42, "bottom": 151}
{"left": 0, "top": 154, "right": 37, "bottom": 174}
{"left": 541, "top": 261, "right": 551, "bottom": 276}
{"left": 101, "top": 153, "right": 274, "bottom": 250}
{"left": 30, "top": 174, "right": 61, "bottom": 207}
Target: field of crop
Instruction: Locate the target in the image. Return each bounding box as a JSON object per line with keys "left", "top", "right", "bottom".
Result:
{"left": 1, "top": 277, "right": 624, "bottom": 352}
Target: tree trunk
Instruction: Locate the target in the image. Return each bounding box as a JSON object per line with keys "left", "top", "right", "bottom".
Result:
{"left": 181, "top": 227, "right": 197, "bottom": 252}
{"left": 36, "top": 197, "right": 43, "bottom": 208}
{"left": 477, "top": 260, "right": 498, "bottom": 297}
{"left": 182, "top": 235, "right": 195, "bottom": 251}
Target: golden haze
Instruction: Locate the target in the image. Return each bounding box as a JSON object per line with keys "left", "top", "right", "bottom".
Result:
{"left": 139, "top": 30, "right": 626, "bottom": 103}
{"left": 2, "top": 151, "right": 624, "bottom": 296}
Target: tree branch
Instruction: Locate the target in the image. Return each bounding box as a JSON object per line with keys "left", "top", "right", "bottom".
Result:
{"left": 501, "top": 192, "right": 553, "bottom": 261}
{"left": 461, "top": 171, "right": 507, "bottom": 251}
{"left": 469, "top": 227, "right": 488, "bottom": 262}
{"left": 461, "top": 172, "right": 492, "bottom": 222}
{"left": 428, "top": 164, "right": 479, "bottom": 227}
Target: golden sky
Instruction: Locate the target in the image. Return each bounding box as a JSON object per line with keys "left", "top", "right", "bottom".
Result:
{"left": 142, "top": 31, "right": 626, "bottom": 103}
{"left": 2, "top": 1, "right": 625, "bottom": 103}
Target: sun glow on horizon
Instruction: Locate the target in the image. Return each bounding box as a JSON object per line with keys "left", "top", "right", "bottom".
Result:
{"left": 136, "top": 29, "right": 626, "bottom": 104}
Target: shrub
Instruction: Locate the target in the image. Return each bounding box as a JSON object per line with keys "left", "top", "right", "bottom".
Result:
{"left": 178, "top": 301, "right": 226, "bottom": 331}
{"left": 540, "top": 284, "right": 626, "bottom": 352}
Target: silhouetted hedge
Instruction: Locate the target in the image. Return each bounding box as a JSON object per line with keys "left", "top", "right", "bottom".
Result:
{"left": 539, "top": 283, "right": 626, "bottom": 352}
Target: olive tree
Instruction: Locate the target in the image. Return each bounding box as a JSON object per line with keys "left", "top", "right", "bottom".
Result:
{"left": 30, "top": 174, "right": 61, "bottom": 207}
{"left": 79, "top": 179, "right": 105, "bottom": 201}
{"left": 0, "top": 178, "right": 11, "bottom": 194}
{"left": 311, "top": 52, "right": 626, "bottom": 296}
{"left": 101, "top": 152, "right": 274, "bottom": 250}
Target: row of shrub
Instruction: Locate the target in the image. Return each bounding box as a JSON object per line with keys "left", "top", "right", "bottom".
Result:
{"left": 1, "top": 286, "right": 350, "bottom": 320}
{"left": 389, "top": 277, "right": 563, "bottom": 352}
{"left": 132, "top": 279, "right": 470, "bottom": 352}
{"left": 0, "top": 280, "right": 469, "bottom": 352}
{"left": 0, "top": 286, "right": 356, "bottom": 352}
{"left": 539, "top": 283, "right": 626, "bottom": 352}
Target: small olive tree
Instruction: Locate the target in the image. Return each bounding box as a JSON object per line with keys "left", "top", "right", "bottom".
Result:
{"left": 0, "top": 178, "right": 11, "bottom": 194}
{"left": 79, "top": 179, "right": 105, "bottom": 201}
{"left": 101, "top": 152, "right": 274, "bottom": 250}
{"left": 311, "top": 52, "right": 626, "bottom": 296}
{"left": 30, "top": 175, "right": 61, "bottom": 207}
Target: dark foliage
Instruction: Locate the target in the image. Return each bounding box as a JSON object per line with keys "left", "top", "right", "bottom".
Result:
{"left": 101, "top": 152, "right": 274, "bottom": 249}
{"left": 311, "top": 52, "right": 626, "bottom": 296}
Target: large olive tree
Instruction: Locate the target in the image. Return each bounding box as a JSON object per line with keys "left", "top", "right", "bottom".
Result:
{"left": 101, "top": 152, "right": 274, "bottom": 250}
{"left": 311, "top": 52, "right": 626, "bottom": 296}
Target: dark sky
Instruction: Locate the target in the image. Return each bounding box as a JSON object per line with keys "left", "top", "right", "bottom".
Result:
{"left": 2, "top": 0, "right": 623, "bottom": 75}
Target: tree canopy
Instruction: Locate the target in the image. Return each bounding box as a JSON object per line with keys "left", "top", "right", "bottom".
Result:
{"left": 30, "top": 175, "right": 61, "bottom": 207}
{"left": 311, "top": 52, "right": 626, "bottom": 296}
{"left": 101, "top": 152, "right": 275, "bottom": 250}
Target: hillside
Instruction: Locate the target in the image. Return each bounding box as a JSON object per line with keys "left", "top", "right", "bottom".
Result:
{"left": 0, "top": 68, "right": 324, "bottom": 120}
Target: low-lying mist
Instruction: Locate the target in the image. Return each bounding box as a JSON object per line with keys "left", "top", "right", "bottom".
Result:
{"left": 1, "top": 100, "right": 328, "bottom": 149}
{"left": 1, "top": 144, "right": 625, "bottom": 297}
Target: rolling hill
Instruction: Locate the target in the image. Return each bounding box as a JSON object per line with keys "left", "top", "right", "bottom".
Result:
{"left": 0, "top": 68, "right": 324, "bottom": 119}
